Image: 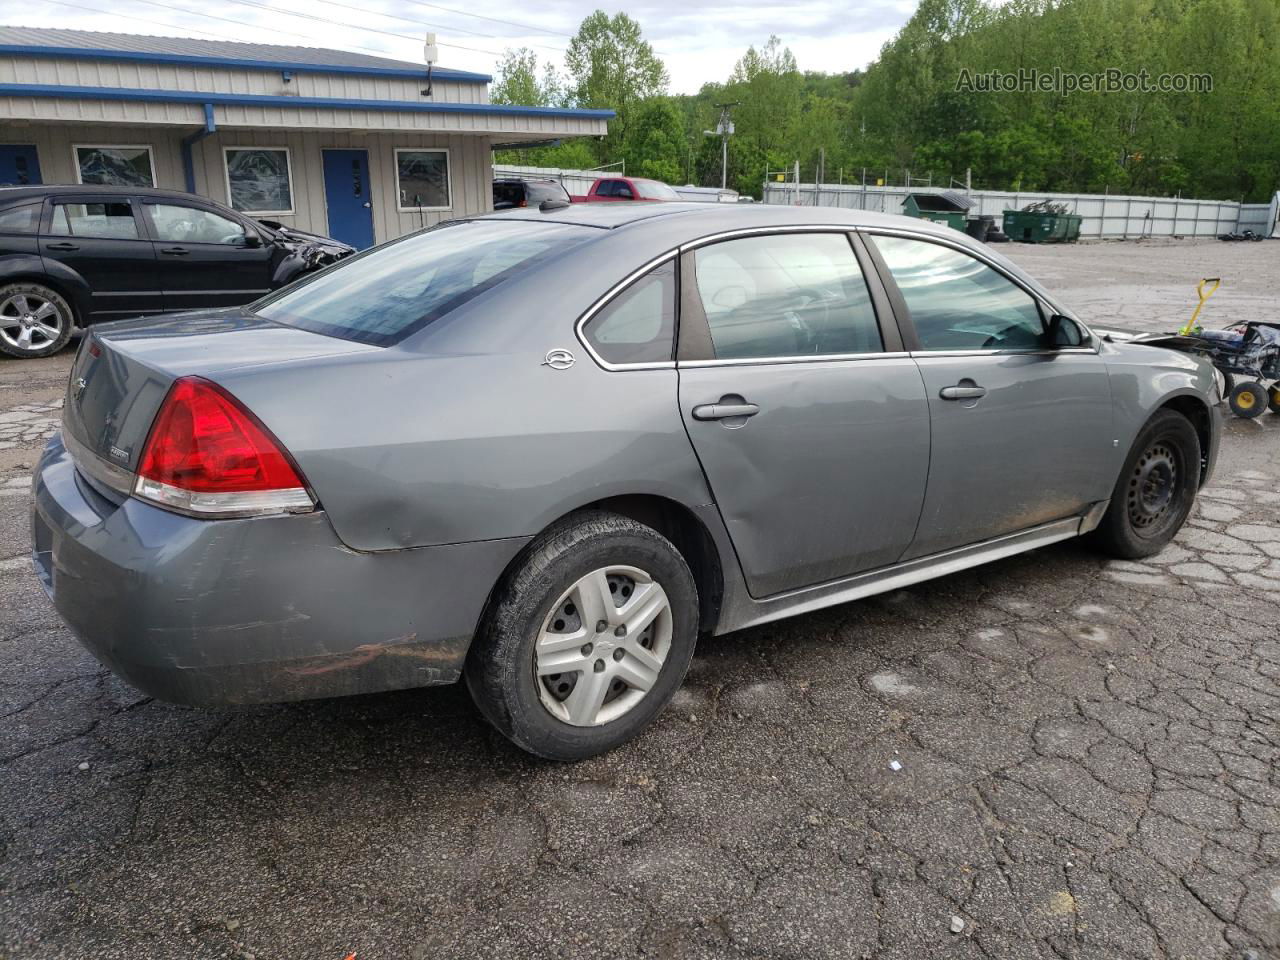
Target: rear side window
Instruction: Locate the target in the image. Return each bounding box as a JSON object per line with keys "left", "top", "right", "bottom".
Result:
{"left": 0, "top": 203, "right": 39, "bottom": 234}
{"left": 528, "top": 182, "right": 570, "bottom": 203}
{"left": 693, "top": 233, "right": 882, "bottom": 360}
{"left": 871, "top": 235, "right": 1045, "bottom": 351}
{"left": 582, "top": 261, "right": 676, "bottom": 366}
{"left": 256, "top": 219, "right": 592, "bottom": 346}
{"left": 49, "top": 201, "right": 140, "bottom": 240}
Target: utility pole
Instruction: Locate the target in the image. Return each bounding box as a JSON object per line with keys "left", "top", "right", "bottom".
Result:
{"left": 703, "top": 101, "right": 739, "bottom": 191}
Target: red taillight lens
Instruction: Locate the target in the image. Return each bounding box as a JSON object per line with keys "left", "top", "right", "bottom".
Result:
{"left": 134, "top": 377, "right": 314, "bottom": 517}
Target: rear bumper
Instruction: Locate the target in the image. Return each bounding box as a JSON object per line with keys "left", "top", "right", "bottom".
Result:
{"left": 32, "top": 434, "right": 529, "bottom": 706}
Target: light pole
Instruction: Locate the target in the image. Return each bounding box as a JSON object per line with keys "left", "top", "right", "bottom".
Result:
{"left": 703, "top": 101, "right": 738, "bottom": 191}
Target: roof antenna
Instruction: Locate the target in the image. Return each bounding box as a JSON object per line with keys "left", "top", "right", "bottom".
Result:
{"left": 422, "top": 33, "right": 437, "bottom": 97}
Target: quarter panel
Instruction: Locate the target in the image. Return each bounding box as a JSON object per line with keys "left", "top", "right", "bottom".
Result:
{"left": 217, "top": 353, "right": 714, "bottom": 552}
{"left": 1100, "top": 340, "right": 1219, "bottom": 460}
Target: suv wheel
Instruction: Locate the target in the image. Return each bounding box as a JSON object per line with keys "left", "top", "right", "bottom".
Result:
{"left": 466, "top": 511, "right": 698, "bottom": 760}
{"left": 1091, "top": 409, "right": 1201, "bottom": 559}
{"left": 0, "top": 282, "right": 74, "bottom": 359}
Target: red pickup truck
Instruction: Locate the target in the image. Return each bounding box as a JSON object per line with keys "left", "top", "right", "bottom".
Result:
{"left": 572, "top": 177, "right": 682, "bottom": 202}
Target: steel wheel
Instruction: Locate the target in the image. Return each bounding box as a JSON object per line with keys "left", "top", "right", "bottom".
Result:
{"left": 0, "top": 290, "right": 65, "bottom": 354}
{"left": 1126, "top": 441, "right": 1177, "bottom": 532}
{"left": 534, "top": 564, "right": 673, "bottom": 727}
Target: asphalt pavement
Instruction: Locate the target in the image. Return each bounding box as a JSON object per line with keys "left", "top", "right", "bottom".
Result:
{"left": 1, "top": 239, "right": 1278, "bottom": 960}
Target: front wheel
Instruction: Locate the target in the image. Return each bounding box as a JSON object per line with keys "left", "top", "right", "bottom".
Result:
{"left": 1091, "top": 409, "right": 1201, "bottom": 559}
{"left": 0, "top": 282, "right": 74, "bottom": 359}
{"left": 466, "top": 511, "right": 698, "bottom": 761}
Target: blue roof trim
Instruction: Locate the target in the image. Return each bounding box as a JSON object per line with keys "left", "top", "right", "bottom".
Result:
{"left": 0, "top": 83, "right": 616, "bottom": 120}
{"left": 0, "top": 43, "right": 492, "bottom": 83}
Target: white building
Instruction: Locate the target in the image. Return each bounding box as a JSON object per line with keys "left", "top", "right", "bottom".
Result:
{"left": 0, "top": 27, "right": 612, "bottom": 248}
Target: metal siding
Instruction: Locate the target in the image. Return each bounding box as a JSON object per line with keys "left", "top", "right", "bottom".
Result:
{"left": 1, "top": 54, "right": 476, "bottom": 105}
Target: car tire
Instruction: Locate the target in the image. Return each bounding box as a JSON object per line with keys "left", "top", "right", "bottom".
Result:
{"left": 1217, "top": 370, "right": 1234, "bottom": 402}
{"left": 0, "top": 282, "right": 74, "bottom": 359}
{"left": 1228, "top": 381, "right": 1266, "bottom": 419}
{"left": 466, "top": 510, "right": 698, "bottom": 761}
{"left": 1091, "top": 409, "right": 1201, "bottom": 559}
{"left": 1268, "top": 384, "right": 1280, "bottom": 415}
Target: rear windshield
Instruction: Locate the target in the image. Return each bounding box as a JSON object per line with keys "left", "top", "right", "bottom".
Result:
{"left": 527, "top": 181, "right": 570, "bottom": 203}
{"left": 255, "top": 219, "right": 591, "bottom": 345}
{"left": 493, "top": 182, "right": 524, "bottom": 207}
{"left": 634, "top": 180, "right": 680, "bottom": 200}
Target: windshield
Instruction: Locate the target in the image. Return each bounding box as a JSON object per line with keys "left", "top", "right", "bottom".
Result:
{"left": 256, "top": 219, "right": 592, "bottom": 345}
{"left": 634, "top": 180, "right": 680, "bottom": 200}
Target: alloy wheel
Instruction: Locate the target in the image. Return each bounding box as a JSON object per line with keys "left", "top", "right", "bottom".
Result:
{"left": 0, "top": 292, "right": 64, "bottom": 354}
{"left": 534, "top": 565, "right": 673, "bottom": 727}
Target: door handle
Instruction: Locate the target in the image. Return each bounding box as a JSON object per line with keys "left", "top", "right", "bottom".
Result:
{"left": 44, "top": 242, "right": 78, "bottom": 251}
{"left": 362, "top": 201, "right": 372, "bottom": 208}
{"left": 692, "top": 401, "right": 760, "bottom": 421}
{"left": 160, "top": 247, "right": 190, "bottom": 256}
{"left": 939, "top": 383, "right": 987, "bottom": 401}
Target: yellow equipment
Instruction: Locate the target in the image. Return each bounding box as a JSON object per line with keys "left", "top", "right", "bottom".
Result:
{"left": 1178, "top": 277, "right": 1221, "bottom": 335}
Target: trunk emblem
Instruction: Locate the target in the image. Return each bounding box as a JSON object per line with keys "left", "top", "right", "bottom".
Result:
{"left": 74, "top": 377, "right": 87, "bottom": 396}
{"left": 109, "top": 445, "right": 129, "bottom": 462}
{"left": 542, "top": 349, "right": 575, "bottom": 371}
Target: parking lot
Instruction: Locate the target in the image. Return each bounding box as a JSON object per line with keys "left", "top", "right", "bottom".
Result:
{"left": 1, "top": 238, "right": 1278, "bottom": 960}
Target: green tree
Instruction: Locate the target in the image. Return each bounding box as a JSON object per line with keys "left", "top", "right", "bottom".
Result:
{"left": 565, "top": 11, "right": 668, "bottom": 161}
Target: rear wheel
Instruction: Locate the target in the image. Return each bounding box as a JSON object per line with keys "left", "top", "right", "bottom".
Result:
{"left": 1268, "top": 384, "right": 1280, "bottom": 415}
{"left": 0, "top": 282, "right": 74, "bottom": 359}
{"left": 1229, "top": 381, "right": 1266, "bottom": 418}
{"left": 1091, "top": 409, "right": 1200, "bottom": 559}
{"left": 1217, "top": 369, "right": 1235, "bottom": 402}
{"left": 466, "top": 511, "right": 698, "bottom": 760}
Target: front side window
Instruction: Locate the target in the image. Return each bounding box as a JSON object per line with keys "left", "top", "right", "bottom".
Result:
{"left": 0, "top": 203, "right": 39, "bottom": 234}
{"left": 256, "top": 219, "right": 591, "bottom": 346}
{"left": 75, "top": 145, "right": 155, "bottom": 187}
{"left": 582, "top": 261, "right": 676, "bottom": 365}
{"left": 693, "top": 233, "right": 882, "bottom": 360}
{"left": 147, "top": 204, "right": 246, "bottom": 245}
{"left": 49, "top": 202, "right": 140, "bottom": 240}
{"left": 871, "top": 236, "right": 1046, "bottom": 351}
{"left": 225, "top": 148, "right": 294, "bottom": 214}
{"left": 396, "top": 150, "right": 451, "bottom": 210}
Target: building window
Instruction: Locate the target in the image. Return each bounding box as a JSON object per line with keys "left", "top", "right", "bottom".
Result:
{"left": 74, "top": 145, "right": 155, "bottom": 187}
{"left": 224, "top": 147, "right": 294, "bottom": 215}
{"left": 395, "top": 149, "right": 451, "bottom": 211}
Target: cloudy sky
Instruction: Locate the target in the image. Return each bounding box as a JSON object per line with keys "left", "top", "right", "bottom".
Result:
{"left": 0, "top": 0, "right": 918, "bottom": 92}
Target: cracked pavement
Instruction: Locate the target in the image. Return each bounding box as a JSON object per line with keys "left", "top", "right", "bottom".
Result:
{"left": 2, "top": 240, "right": 1279, "bottom": 960}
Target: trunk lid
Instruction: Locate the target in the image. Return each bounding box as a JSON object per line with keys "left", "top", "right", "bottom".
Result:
{"left": 63, "top": 310, "right": 379, "bottom": 485}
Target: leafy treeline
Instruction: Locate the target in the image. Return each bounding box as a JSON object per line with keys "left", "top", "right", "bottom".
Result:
{"left": 492, "top": 0, "right": 1280, "bottom": 201}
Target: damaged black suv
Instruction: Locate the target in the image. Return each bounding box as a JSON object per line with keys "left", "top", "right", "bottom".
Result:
{"left": 0, "top": 185, "right": 355, "bottom": 358}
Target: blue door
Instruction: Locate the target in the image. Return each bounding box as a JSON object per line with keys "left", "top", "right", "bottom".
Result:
{"left": 0, "top": 145, "right": 41, "bottom": 186}
{"left": 322, "top": 149, "right": 375, "bottom": 250}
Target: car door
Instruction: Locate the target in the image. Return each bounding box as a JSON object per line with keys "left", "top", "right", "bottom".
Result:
{"left": 141, "top": 200, "right": 274, "bottom": 311}
{"left": 40, "top": 196, "right": 161, "bottom": 320}
{"left": 677, "top": 230, "right": 931, "bottom": 597}
{"left": 865, "top": 231, "right": 1114, "bottom": 559}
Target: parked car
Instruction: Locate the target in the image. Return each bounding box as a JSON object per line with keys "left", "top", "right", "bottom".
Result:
{"left": 0, "top": 185, "right": 355, "bottom": 359}
{"left": 492, "top": 177, "right": 572, "bottom": 210}
{"left": 571, "top": 176, "right": 682, "bottom": 202}
{"left": 32, "top": 203, "right": 1219, "bottom": 760}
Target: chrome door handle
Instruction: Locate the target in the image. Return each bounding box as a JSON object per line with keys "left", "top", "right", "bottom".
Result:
{"left": 939, "top": 384, "right": 987, "bottom": 401}
{"left": 692, "top": 401, "right": 760, "bottom": 421}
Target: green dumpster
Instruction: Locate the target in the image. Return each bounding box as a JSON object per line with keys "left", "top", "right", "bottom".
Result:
{"left": 1002, "top": 210, "right": 1083, "bottom": 243}
{"left": 903, "top": 192, "right": 974, "bottom": 230}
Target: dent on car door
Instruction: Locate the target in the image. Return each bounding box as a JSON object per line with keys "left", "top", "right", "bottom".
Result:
{"left": 866, "top": 232, "right": 1114, "bottom": 559}
{"left": 675, "top": 231, "right": 931, "bottom": 598}
{"left": 40, "top": 198, "right": 161, "bottom": 320}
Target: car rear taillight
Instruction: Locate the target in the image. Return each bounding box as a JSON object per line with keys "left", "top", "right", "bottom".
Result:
{"left": 133, "top": 377, "right": 315, "bottom": 518}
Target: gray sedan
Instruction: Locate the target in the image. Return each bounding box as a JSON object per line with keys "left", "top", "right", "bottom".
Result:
{"left": 32, "top": 203, "right": 1220, "bottom": 759}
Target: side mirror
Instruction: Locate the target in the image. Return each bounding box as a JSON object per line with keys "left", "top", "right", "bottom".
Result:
{"left": 1047, "top": 313, "right": 1089, "bottom": 348}
{"left": 242, "top": 233, "right": 263, "bottom": 248}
